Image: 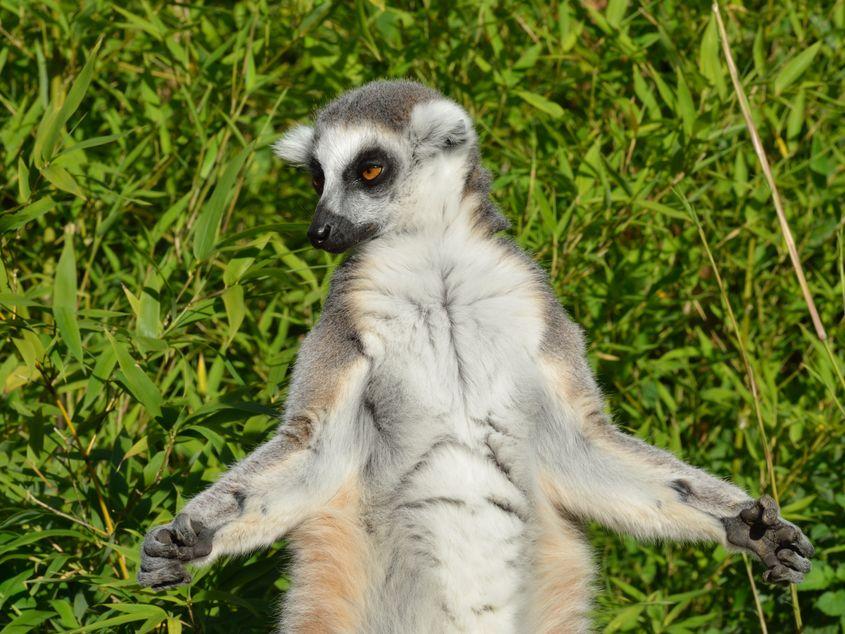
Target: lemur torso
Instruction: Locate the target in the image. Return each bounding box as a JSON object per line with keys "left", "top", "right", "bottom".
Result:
{"left": 350, "top": 222, "right": 547, "bottom": 631}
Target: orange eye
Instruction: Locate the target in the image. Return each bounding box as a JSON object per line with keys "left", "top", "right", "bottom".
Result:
{"left": 361, "top": 164, "right": 383, "bottom": 181}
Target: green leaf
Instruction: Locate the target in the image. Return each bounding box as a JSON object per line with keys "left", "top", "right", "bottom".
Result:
{"left": 17, "top": 157, "right": 30, "bottom": 201}
{"left": 636, "top": 199, "right": 687, "bottom": 220}
{"left": 34, "top": 47, "right": 98, "bottom": 165}
{"left": 0, "top": 529, "right": 81, "bottom": 556}
{"left": 245, "top": 46, "right": 257, "bottom": 92}
{"left": 223, "top": 284, "right": 246, "bottom": 341}
{"left": 138, "top": 271, "right": 163, "bottom": 339}
{"left": 42, "top": 164, "right": 85, "bottom": 198}
{"left": 50, "top": 599, "right": 81, "bottom": 629}
{"left": 752, "top": 27, "right": 766, "bottom": 77}
{"left": 121, "top": 436, "right": 148, "bottom": 462}
{"left": 82, "top": 345, "right": 117, "bottom": 410}
{"left": 223, "top": 257, "right": 255, "bottom": 286}
{"left": 632, "top": 67, "right": 660, "bottom": 120}
{"left": 193, "top": 144, "right": 252, "bottom": 261}
{"left": 53, "top": 229, "right": 83, "bottom": 363}
{"left": 513, "top": 44, "right": 542, "bottom": 70}
{"left": 54, "top": 133, "right": 125, "bottom": 159}
{"left": 150, "top": 192, "right": 191, "bottom": 245}
{"left": 515, "top": 90, "right": 564, "bottom": 119}
{"left": 786, "top": 87, "right": 805, "bottom": 140}
{"left": 0, "top": 197, "right": 54, "bottom": 233}
{"left": 606, "top": 0, "right": 629, "bottom": 28}
{"left": 699, "top": 14, "right": 726, "bottom": 98}
{"left": 774, "top": 42, "right": 821, "bottom": 94}
{"left": 66, "top": 607, "right": 167, "bottom": 633}
{"left": 106, "top": 332, "right": 162, "bottom": 418}
{"left": 674, "top": 68, "right": 696, "bottom": 137}
{"left": 780, "top": 494, "right": 816, "bottom": 516}
{"left": 817, "top": 590, "right": 845, "bottom": 617}
{"left": 605, "top": 604, "right": 644, "bottom": 632}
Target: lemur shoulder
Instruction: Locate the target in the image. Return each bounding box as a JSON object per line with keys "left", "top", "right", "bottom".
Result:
{"left": 139, "top": 80, "right": 813, "bottom": 633}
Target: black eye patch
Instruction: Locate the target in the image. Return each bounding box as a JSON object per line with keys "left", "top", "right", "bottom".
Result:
{"left": 309, "top": 159, "right": 325, "bottom": 195}
{"left": 343, "top": 147, "right": 397, "bottom": 192}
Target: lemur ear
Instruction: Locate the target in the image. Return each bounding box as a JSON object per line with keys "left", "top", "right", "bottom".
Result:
{"left": 272, "top": 124, "right": 315, "bottom": 165}
{"left": 409, "top": 100, "right": 475, "bottom": 157}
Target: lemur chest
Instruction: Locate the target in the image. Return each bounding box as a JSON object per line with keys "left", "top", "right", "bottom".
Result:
{"left": 351, "top": 238, "right": 547, "bottom": 417}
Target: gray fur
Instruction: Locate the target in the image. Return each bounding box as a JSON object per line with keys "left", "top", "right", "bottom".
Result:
{"left": 315, "top": 80, "right": 441, "bottom": 135}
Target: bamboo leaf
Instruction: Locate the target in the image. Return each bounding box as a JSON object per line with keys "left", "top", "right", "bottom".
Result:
{"left": 193, "top": 144, "right": 252, "bottom": 261}
{"left": 0, "top": 197, "right": 54, "bottom": 233}
{"left": 774, "top": 42, "right": 821, "bottom": 94}
{"left": 53, "top": 229, "right": 83, "bottom": 363}
{"left": 17, "top": 157, "right": 30, "bottom": 201}
{"left": 42, "top": 164, "right": 85, "bottom": 198}
{"left": 674, "top": 67, "right": 696, "bottom": 136}
{"left": 515, "top": 90, "right": 564, "bottom": 119}
{"left": 222, "top": 284, "right": 245, "bottom": 340}
{"left": 82, "top": 345, "right": 117, "bottom": 410}
{"left": 699, "top": 14, "right": 726, "bottom": 98}
{"left": 106, "top": 332, "right": 162, "bottom": 418}
{"left": 35, "top": 47, "right": 98, "bottom": 164}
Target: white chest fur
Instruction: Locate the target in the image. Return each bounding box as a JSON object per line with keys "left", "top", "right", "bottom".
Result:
{"left": 348, "top": 226, "right": 548, "bottom": 631}
{"left": 350, "top": 225, "right": 546, "bottom": 418}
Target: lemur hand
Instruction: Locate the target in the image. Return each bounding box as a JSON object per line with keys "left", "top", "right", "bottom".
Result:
{"left": 138, "top": 514, "right": 213, "bottom": 590}
{"left": 723, "top": 495, "right": 814, "bottom": 585}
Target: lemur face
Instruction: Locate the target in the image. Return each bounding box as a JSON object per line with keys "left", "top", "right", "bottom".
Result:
{"left": 274, "top": 81, "right": 478, "bottom": 253}
{"left": 305, "top": 125, "right": 405, "bottom": 253}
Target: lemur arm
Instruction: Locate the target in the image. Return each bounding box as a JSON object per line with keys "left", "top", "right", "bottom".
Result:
{"left": 534, "top": 300, "right": 813, "bottom": 584}
{"left": 138, "top": 287, "right": 369, "bottom": 590}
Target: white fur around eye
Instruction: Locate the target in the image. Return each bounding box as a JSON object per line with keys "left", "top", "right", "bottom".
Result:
{"left": 273, "top": 124, "right": 315, "bottom": 165}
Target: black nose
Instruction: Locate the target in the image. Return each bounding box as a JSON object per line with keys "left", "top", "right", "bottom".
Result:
{"left": 308, "top": 223, "right": 331, "bottom": 246}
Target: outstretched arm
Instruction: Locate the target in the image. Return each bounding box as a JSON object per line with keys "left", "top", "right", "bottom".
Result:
{"left": 138, "top": 291, "right": 369, "bottom": 589}
{"left": 534, "top": 304, "right": 812, "bottom": 584}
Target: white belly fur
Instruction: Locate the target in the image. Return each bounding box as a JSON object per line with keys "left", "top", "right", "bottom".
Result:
{"left": 349, "top": 226, "right": 547, "bottom": 631}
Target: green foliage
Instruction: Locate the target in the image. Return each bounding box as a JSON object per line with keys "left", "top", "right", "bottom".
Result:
{"left": 1, "top": 0, "right": 843, "bottom": 631}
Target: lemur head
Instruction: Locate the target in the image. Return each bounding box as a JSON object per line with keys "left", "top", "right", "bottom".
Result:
{"left": 273, "top": 80, "right": 506, "bottom": 253}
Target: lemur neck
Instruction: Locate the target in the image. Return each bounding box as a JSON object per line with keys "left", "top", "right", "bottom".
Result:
{"left": 401, "top": 190, "right": 493, "bottom": 241}
{"left": 397, "top": 158, "right": 507, "bottom": 239}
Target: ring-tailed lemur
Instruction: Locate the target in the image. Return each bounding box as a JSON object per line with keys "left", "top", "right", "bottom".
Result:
{"left": 138, "top": 81, "right": 813, "bottom": 632}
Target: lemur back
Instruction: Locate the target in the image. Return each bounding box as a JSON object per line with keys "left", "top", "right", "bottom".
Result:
{"left": 138, "top": 80, "right": 814, "bottom": 634}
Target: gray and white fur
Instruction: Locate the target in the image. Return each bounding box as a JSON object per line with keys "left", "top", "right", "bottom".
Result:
{"left": 138, "top": 80, "right": 813, "bottom": 633}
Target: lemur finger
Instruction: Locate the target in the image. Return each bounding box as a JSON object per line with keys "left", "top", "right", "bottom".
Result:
{"left": 795, "top": 532, "right": 815, "bottom": 558}
{"left": 175, "top": 537, "right": 213, "bottom": 562}
{"left": 774, "top": 522, "right": 814, "bottom": 558}
{"left": 740, "top": 495, "right": 780, "bottom": 526}
{"left": 777, "top": 548, "right": 811, "bottom": 573}
{"left": 739, "top": 502, "right": 761, "bottom": 525}
{"left": 752, "top": 544, "right": 781, "bottom": 569}
{"left": 137, "top": 562, "right": 191, "bottom": 590}
{"left": 173, "top": 513, "right": 198, "bottom": 546}
{"left": 763, "top": 564, "right": 804, "bottom": 585}
{"left": 143, "top": 527, "right": 178, "bottom": 558}
{"left": 758, "top": 495, "right": 780, "bottom": 526}
{"left": 191, "top": 532, "right": 213, "bottom": 559}
{"left": 770, "top": 523, "right": 800, "bottom": 546}
{"left": 771, "top": 522, "right": 815, "bottom": 558}
{"left": 141, "top": 550, "right": 183, "bottom": 571}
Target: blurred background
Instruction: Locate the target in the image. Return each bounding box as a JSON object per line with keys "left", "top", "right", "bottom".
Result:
{"left": 0, "top": 1, "right": 843, "bottom": 631}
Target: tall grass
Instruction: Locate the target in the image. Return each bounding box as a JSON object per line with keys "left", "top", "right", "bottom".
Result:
{"left": 1, "top": 1, "right": 843, "bottom": 632}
